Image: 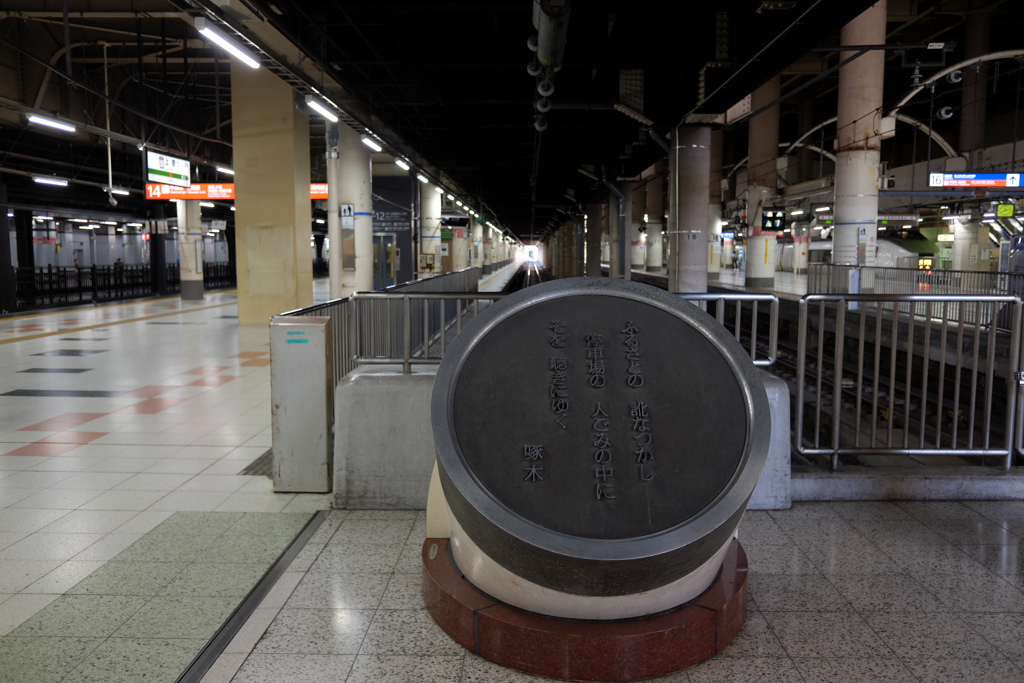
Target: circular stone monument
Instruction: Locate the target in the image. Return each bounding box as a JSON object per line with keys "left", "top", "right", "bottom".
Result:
{"left": 425, "top": 277, "right": 769, "bottom": 679}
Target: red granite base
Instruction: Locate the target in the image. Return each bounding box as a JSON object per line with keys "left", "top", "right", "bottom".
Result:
{"left": 422, "top": 537, "right": 748, "bottom": 682}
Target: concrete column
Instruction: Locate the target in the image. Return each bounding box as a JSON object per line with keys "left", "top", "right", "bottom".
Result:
{"left": 952, "top": 213, "right": 990, "bottom": 271}
{"left": 420, "top": 182, "right": 441, "bottom": 276}
{"left": 668, "top": 126, "right": 711, "bottom": 293}
{"left": 176, "top": 200, "right": 204, "bottom": 300}
{"left": 608, "top": 193, "right": 621, "bottom": 279}
{"left": 0, "top": 186, "right": 14, "bottom": 313}
{"left": 707, "top": 130, "right": 723, "bottom": 280}
{"left": 745, "top": 185, "right": 776, "bottom": 286}
{"left": 644, "top": 164, "right": 664, "bottom": 273}
{"left": 230, "top": 61, "right": 313, "bottom": 323}
{"left": 585, "top": 203, "right": 603, "bottom": 276}
{"left": 959, "top": 7, "right": 991, "bottom": 167}
{"left": 748, "top": 76, "right": 780, "bottom": 190}
{"left": 833, "top": 0, "right": 886, "bottom": 270}
{"left": 482, "top": 227, "right": 492, "bottom": 274}
{"left": 453, "top": 219, "right": 469, "bottom": 271}
{"left": 326, "top": 125, "right": 342, "bottom": 296}
{"left": 471, "top": 221, "right": 483, "bottom": 269}
{"left": 630, "top": 182, "right": 645, "bottom": 270}
{"left": 336, "top": 124, "right": 372, "bottom": 296}
{"left": 600, "top": 203, "right": 610, "bottom": 265}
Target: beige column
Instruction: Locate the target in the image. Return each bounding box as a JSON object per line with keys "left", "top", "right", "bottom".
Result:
{"left": 630, "top": 182, "right": 645, "bottom": 270}
{"left": 453, "top": 219, "right": 469, "bottom": 271}
{"left": 420, "top": 183, "right": 441, "bottom": 276}
{"left": 585, "top": 203, "right": 603, "bottom": 276}
{"left": 645, "top": 162, "right": 665, "bottom": 273}
{"left": 231, "top": 63, "right": 313, "bottom": 324}
{"left": 335, "top": 124, "right": 373, "bottom": 296}
{"left": 176, "top": 200, "right": 204, "bottom": 300}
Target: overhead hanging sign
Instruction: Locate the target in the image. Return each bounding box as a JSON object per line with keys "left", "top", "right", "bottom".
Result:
{"left": 145, "top": 183, "right": 235, "bottom": 200}
{"left": 929, "top": 172, "right": 1021, "bottom": 188}
{"left": 310, "top": 183, "right": 329, "bottom": 200}
{"left": 146, "top": 151, "right": 192, "bottom": 187}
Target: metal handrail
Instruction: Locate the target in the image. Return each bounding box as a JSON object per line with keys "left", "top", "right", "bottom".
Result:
{"left": 795, "top": 293, "right": 1022, "bottom": 471}
{"left": 676, "top": 293, "right": 779, "bottom": 366}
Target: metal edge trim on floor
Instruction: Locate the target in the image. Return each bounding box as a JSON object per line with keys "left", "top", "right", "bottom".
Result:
{"left": 174, "top": 509, "right": 330, "bottom": 683}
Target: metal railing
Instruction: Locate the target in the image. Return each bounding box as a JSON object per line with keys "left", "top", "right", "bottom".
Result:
{"left": 276, "top": 267, "right": 483, "bottom": 391}
{"left": 352, "top": 292, "right": 504, "bottom": 372}
{"left": 795, "top": 294, "right": 1022, "bottom": 471}
{"left": 676, "top": 293, "right": 778, "bottom": 366}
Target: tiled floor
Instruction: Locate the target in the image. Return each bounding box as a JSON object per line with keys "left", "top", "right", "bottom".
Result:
{"left": 5, "top": 273, "right": 1024, "bottom": 682}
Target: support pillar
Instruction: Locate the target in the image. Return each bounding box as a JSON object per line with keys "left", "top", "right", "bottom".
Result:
{"left": 453, "top": 220, "right": 469, "bottom": 271}
{"left": 482, "top": 228, "right": 492, "bottom": 274}
{"left": 0, "top": 186, "right": 14, "bottom": 313}
{"left": 644, "top": 162, "right": 665, "bottom": 274}
{"left": 745, "top": 75, "right": 780, "bottom": 288}
{"left": 960, "top": 7, "right": 991, "bottom": 168}
{"left": 421, "top": 183, "right": 442, "bottom": 276}
{"left": 231, "top": 61, "right": 313, "bottom": 323}
{"left": 600, "top": 204, "right": 610, "bottom": 266}
{"left": 668, "top": 126, "right": 711, "bottom": 293}
{"left": 176, "top": 200, "right": 204, "bottom": 300}
{"left": 707, "top": 131, "right": 723, "bottom": 280}
{"left": 952, "top": 212, "right": 989, "bottom": 271}
{"left": 630, "top": 182, "right": 645, "bottom": 271}
{"left": 608, "top": 193, "right": 621, "bottom": 279}
{"left": 326, "top": 124, "right": 342, "bottom": 296}
{"left": 336, "top": 124, "right": 373, "bottom": 295}
{"left": 833, "top": 0, "right": 886, "bottom": 276}
{"left": 586, "top": 203, "right": 603, "bottom": 276}
{"left": 471, "top": 221, "right": 483, "bottom": 269}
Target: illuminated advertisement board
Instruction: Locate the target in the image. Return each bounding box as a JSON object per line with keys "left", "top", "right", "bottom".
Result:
{"left": 145, "top": 183, "right": 235, "bottom": 200}
{"left": 929, "top": 172, "right": 1020, "bottom": 188}
{"left": 146, "top": 151, "right": 192, "bottom": 187}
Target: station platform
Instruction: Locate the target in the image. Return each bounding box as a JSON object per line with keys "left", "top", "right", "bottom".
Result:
{"left": 712, "top": 268, "right": 809, "bottom": 301}
{"left": 1, "top": 282, "right": 1023, "bottom": 682}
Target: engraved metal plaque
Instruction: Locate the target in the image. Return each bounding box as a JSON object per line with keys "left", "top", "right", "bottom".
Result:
{"left": 432, "top": 278, "right": 769, "bottom": 596}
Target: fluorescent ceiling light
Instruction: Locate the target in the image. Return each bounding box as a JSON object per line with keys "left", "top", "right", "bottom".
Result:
{"left": 394, "top": 158, "right": 410, "bottom": 170}
{"left": 456, "top": 201, "right": 463, "bottom": 207}
{"left": 6, "top": 212, "right": 12, "bottom": 217}
{"left": 790, "top": 209, "right": 805, "bottom": 216}
{"left": 446, "top": 194, "right": 454, "bottom": 200}
{"left": 230, "top": 206, "right": 235, "bottom": 211}
{"left": 71, "top": 218, "right": 88, "bottom": 223}
{"left": 127, "top": 223, "right": 143, "bottom": 227}
{"left": 434, "top": 186, "right": 444, "bottom": 194}
{"left": 34, "top": 177, "right": 68, "bottom": 187}
{"left": 108, "top": 188, "right": 130, "bottom": 196}
{"left": 984, "top": 212, "right": 995, "bottom": 218}
{"left": 116, "top": 228, "right": 123, "bottom": 232}
{"left": 82, "top": 224, "right": 99, "bottom": 230}
{"left": 216, "top": 167, "right": 234, "bottom": 175}
{"left": 416, "top": 174, "right": 429, "bottom": 184}
{"left": 315, "top": 218, "right": 325, "bottom": 224}
{"left": 199, "top": 201, "right": 215, "bottom": 208}
{"left": 195, "top": 18, "right": 259, "bottom": 69}
{"left": 28, "top": 114, "right": 75, "bottom": 133}
{"left": 305, "top": 96, "right": 338, "bottom": 122}
{"left": 35, "top": 216, "right": 53, "bottom": 221}
{"left": 942, "top": 215, "right": 959, "bottom": 220}
{"left": 814, "top": 206, "right": 829, "bottom": 212}
{"left": 360, "top": 135, "right": 383, "bottom": 152}
{"left": 100, "top": 221, "right": 117, "bottom": 225}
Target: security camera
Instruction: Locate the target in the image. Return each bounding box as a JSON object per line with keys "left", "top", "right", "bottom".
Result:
{"left": 946, "top": 69, "right": 963, "bottom": 84}
{"left": 108, "top": 193, "right": 118, "bottom": 207}
{"left": 937, "top": 106, "right": 954, "bottom": 120}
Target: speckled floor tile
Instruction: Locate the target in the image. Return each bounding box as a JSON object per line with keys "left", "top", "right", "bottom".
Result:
{"left": 10, "top": 594, "right": 148, "bottom": 637}
{"left": 792, "top": 657, "right": 918, "bottom": 682}
{"left": 902, "top": 655, "right": 1024, "bottom": 682}
{"left": 959, "top": 543, "right": 1024, "bottom": 576}
{"left": 0, "top": 593, "right": 59, "bottom": 636}
{"left": 110, "top": 532, "right": 213, "bottom": 563}
{"left": 0, "top": 636, "right": 103, "bottom": 683}
{"left": 379, "top": 573, "right": 425, "bottom": 610}
{"left": 61, "top": 637, "right": 206, "bottom": 683}
{"left": 924, "top": 519, "right": 1023, "bottom": 546}
{"left": 286, "top": 570, "right": 390, "bottom": 610}
{"left": 331, "top": 519, "right": 414, "bottom": 546}
{"left": 863, "top": 612, "right": 1001, "bottom": 659}
{"left": 112, "top": 596, "right": 237, "bottom": 638}
{"left": 314, "top": 543, "right": 405, "bottom": 573}
{"left": 159, "top": 562, "right": 268, "bottom": 597}
{"left": 392, "top": 543, "right": 423, "bottom": 574}
{"left": 896, "top": 501, "right": 984, "bottom": 521}
{"left": 761, "top": 611, "right": 892, "bottom": 658}
{"left": 232, "top": 654, "right": 355, "bottom": 682}
{"left": 288, "top": 512, "right": 347, "bottom": 572}
{"left": 715, "top": 611, "right": 787, "bottom": 658}
{"left": 918, "top": 572, "right": 1024, "bottom": 612}
{"left": 68, "top": 561, "right": 187, "bottom": 596}
{"left": 359, "top": 609, "right": 465, "bottom": 656}
{"left": 957, "top": 612, "right": 1024, "bottom": 659}
{"left": 828, "top": 572, "right": 950, "bottom": 612}
{"left": 747, "top": 574, "right": 852, "bottom": 611}
{"left": 743, "top": 543, "right": 819, "bottom": 574}
{"left": 800, "top": 540, "right": 904, "bottom": 575}
{"left": 253, "top": 608, "right": 374, "bottom": 655}
{"left": 881, "top": 543, "right": 989, "bottom": 576}
{"left": 686, "top": 656, "right": 802, "bottom": 682}
{"left": 344, "top": 654, "right": 462, "bottom": 682}
{"left": 829, "top": 501, "right": 914, "bottom": 521}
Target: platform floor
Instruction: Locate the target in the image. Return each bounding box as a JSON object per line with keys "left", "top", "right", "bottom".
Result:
{"left": 1, "top": 279, "right": 1024, "bottom": 682}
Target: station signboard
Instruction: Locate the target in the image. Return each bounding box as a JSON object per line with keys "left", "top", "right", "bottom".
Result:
{"left": 929, "top": 172, "right": 1021, "bottom": 188}
{"left": 145, "top": 151, "right": 192, "bottom": 187}
{"left": 145, "top": 183, "right": 235, "bottom": 200}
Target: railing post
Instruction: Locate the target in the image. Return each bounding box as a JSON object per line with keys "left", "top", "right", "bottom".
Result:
{"left": 795, "top": 299, "right": 808, "bottom": 460}
{"left": 403, "top": 295, "right": 412, "bottom": 373}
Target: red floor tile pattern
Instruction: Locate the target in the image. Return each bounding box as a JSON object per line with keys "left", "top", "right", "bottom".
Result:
{"left": 182, "top": 365, "right": 230, "bottom": 375}
{"left": 187, "top": 376, "right": 238, "bottom": 387}
{"left": 36, "top": 431, "right": 107, "bottom": 445}
{"left": 231, "top": 352, "right": 268, "bottom": 359}
{"left": 240, "top": 359, "right": 271, "bottom": 367}
{"left": 116, "top": 398, "right": 188, "bottom": 414}
{"left": 118, "top": 385, "right": 179, "bottom": 399}
{"left": 20, "top": 413, "right": 108, "bottom": 432}
{"left": 8, "top": 442, "right": 82, "bottom": 457}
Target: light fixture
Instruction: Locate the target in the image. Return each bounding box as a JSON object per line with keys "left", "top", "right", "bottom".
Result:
{"left": 28, "top": 114, "right": 76, "bottom": 133}
{"left": 942, "top": 215, "right": 959, "bottom": 220}
{"left": 360, "top": 135, "right": 383, "bottom": 152}
{"left": 456, "top": 201, "right": 463, "bottom": 207}
{"left": 434, "top": 186, "right": 444, "bottom": 194}
{"left": 34, "top": 177, "right": 68, "bottom": 187}
{"left": 100, "top": 221, "right": 117, "bottom": 225}
{"left": 315, "top": 218, "right": 325, "bottom": 224}
{"left": 199, "top": 201, "right": 215, "bottom": 208}
{"left": 814, "top": 206, "right": 830, "bottom": 212}
{"left": 394, "top": 158, "right": 410, "bottom": 171}
{"left": 6, "top": 212, "right": 12, "bottom": 218}
{"left": 195, "top": 17, "right": 260, "bottom": 69}
{"left": 127, "top": 223, "right": 143, "bottom": 227}
{"left": 35, "top": 215, "right": 54, "bottom": 221}
{"left": 116, "top": 227, "right": 124, "bottom": 232}
{"left": 216, "top": 167, "right": 234, "bottom": 175}
{"left": 230, "top": 206, "right": 236, "bottom": 211}
{"left": 790, "top": 209, "right": 805, "bottom": 216}
{"left": 71, "top": 218, "right": 88, "bottom": 223}
{"left": 82, "top": 224, "right": 99, "bottom": 230}
{"left": 446, "top": 194, "right": 454, "bottom": 200}
{"left": 984, "top": 212, "right": 995, "bottom": 218}
{"left": 416, "top": 174, "right": 429, "bottom": 184}
{"left": 305, "top": 95, "right": 338, "bottom": 122}
{"left": 107, "top": 188, "right": 130, "bottom": 196}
